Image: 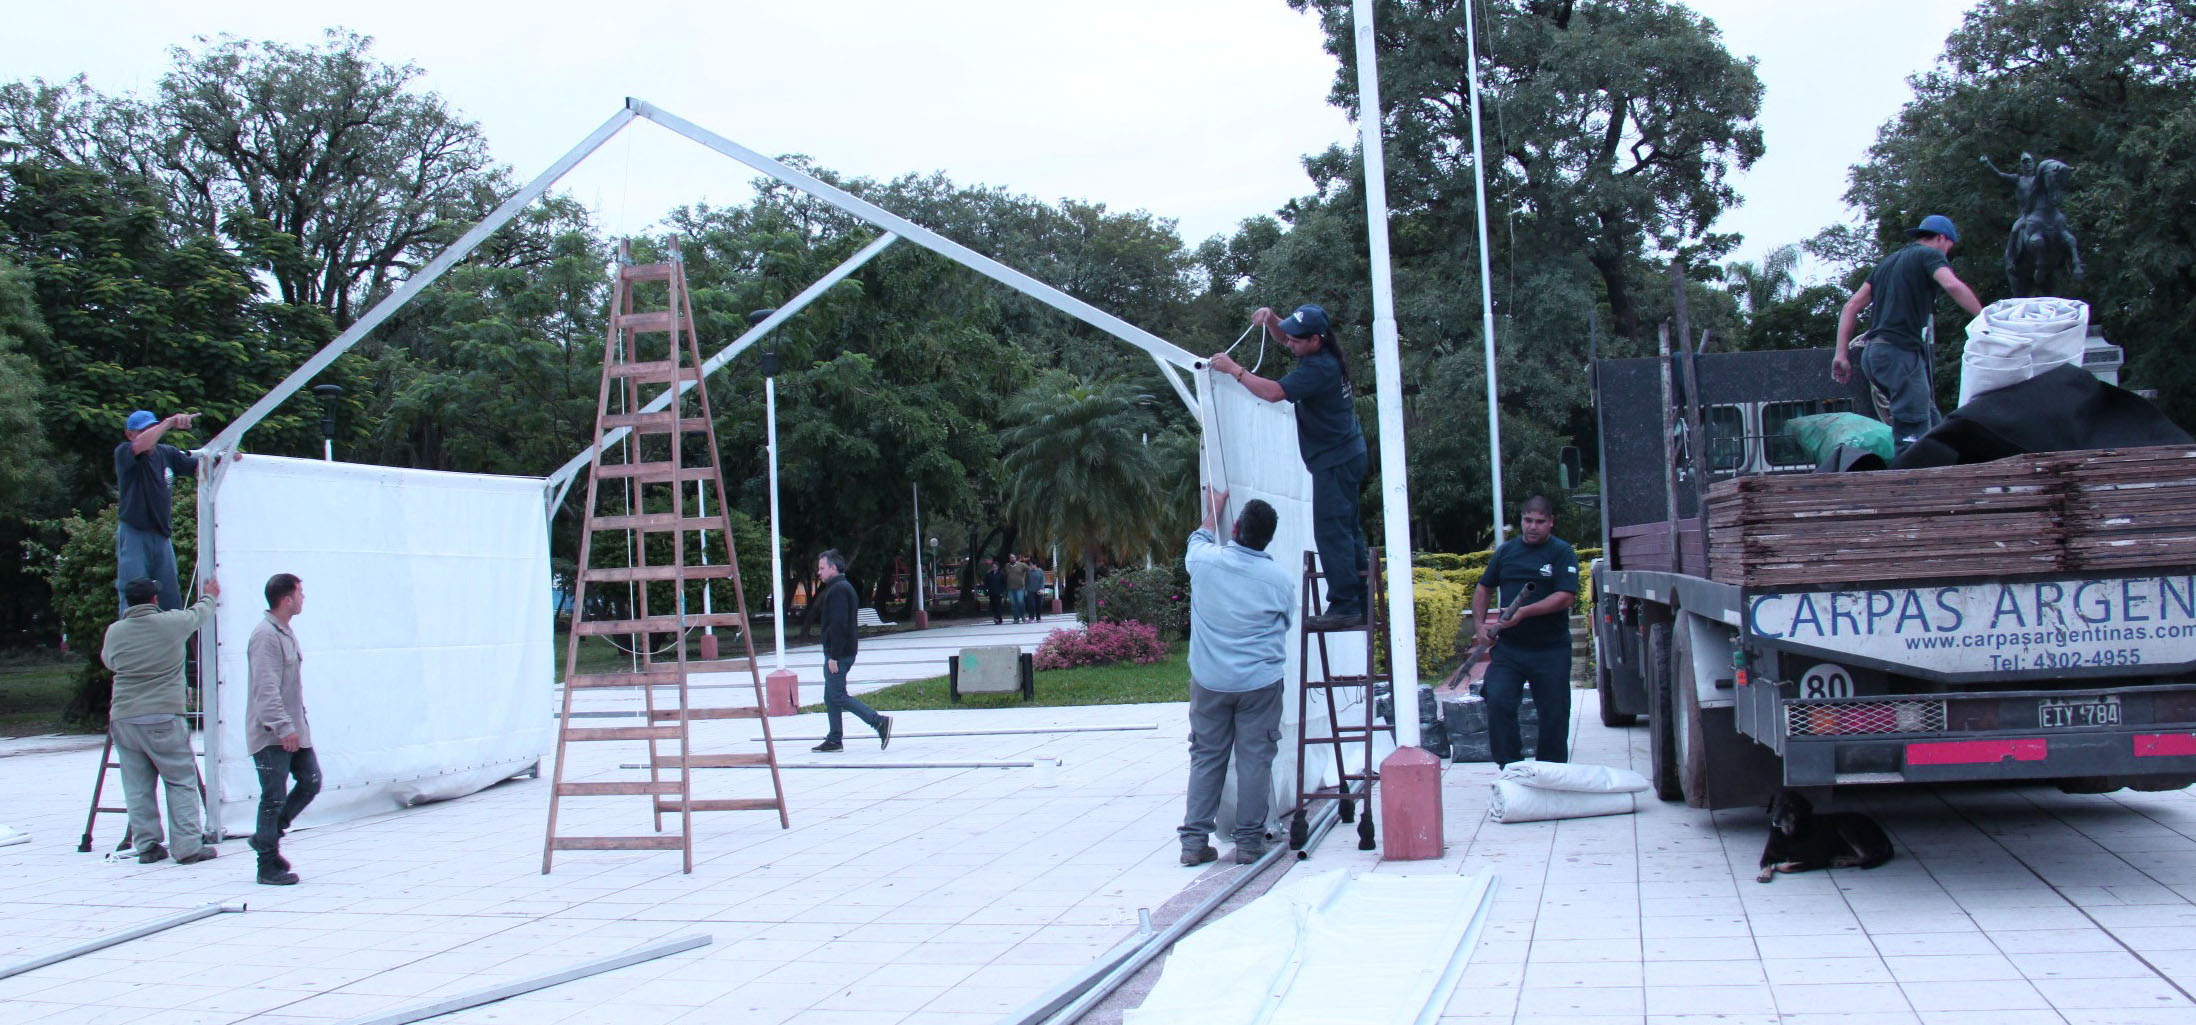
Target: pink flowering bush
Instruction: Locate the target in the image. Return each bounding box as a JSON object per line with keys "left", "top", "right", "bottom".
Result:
{"left": 1034, "top": 619, "right": 1167, "bottom": 670}
{"left": 1089, "top": 563, "right": 1191, "bottom": 639}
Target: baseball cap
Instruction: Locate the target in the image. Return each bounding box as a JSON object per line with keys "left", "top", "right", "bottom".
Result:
{"left": 124, "top": 410, "right": 158, "bottom": 432}
{"left": 1276, "top": 304, "right": 1330, "bottom": 338}
{"left": 1904, "top": 214, "right": 1959, "bottom": 243}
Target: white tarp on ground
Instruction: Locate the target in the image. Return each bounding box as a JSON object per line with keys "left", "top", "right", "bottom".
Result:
{"left": 1127, "top": 869, "right": 1494, "bottom": 1025}
{"left": 205, "top": 455, "right": 553, "bottom": 837}
{"left": 1201, "top": 370, "right": 1378, "bottom": 839}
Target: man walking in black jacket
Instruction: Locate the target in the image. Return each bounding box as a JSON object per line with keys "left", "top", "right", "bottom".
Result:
{"left": 813, "top": 549, "right": 892, "bottom": 753}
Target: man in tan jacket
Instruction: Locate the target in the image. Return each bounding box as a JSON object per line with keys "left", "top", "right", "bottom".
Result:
{"left": 247, "top": 573, "right": 316, "bottom": 885}
{"left": 101, "top": 575, "right": 222, "bottom": 865}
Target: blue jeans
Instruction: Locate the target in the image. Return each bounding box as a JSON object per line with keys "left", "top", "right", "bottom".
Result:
{"left": 1482, "top": 646, "right": 1572, "bottom": 767}
{"left": 823, "top": 657, "right": 882, "bottom": 743}
{"left": 1310, "top": 451, "right": 1370, "bottom": 615}
{"left": 115, "top": 521, "right": 183, "bottom": 614}
{"left": 250, "top": 746, "right": 321, "bottom": 853}
{"left": 1007, "top": 589, "right": 1026, "bottom": 623}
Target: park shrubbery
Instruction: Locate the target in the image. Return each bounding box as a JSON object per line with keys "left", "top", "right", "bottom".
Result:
{"left": 1089, "top": 562, "right": 1190, "bottom": 639}
{"left": 1035, "top": 620, "right": 1167, "bottom": 670}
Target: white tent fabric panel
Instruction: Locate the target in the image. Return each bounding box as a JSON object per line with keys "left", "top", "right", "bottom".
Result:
{"left": 205, "top": 455, "right": 554, "bottom": 836}
{"left": 1200, "top": 371, "right": 1374, "bottom": 836}
{"left": 1126, "top": 869, "right": 1494, "bottom": 1025}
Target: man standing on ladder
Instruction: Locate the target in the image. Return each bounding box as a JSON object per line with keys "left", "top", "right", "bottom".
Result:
{"left": 812, "top": 549, "right": 892, "bottom": 753}
{"left": 1208, "top": 304, "right": 1370, "bottom": 631}
{"left": 113, "top": 410, "right": 201, "bottom": 614}
{"left": 1177, "top": 489, "right": 1293, "bottom": 866}
{"left": 1470, "top": 496, "right": 1580, "bottom": 767}
{"left": 102, "top": 575, "right": 223, "bottom": 866}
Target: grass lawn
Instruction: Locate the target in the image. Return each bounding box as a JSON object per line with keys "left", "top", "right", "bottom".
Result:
{"left": 0, "top": 651, "right": 84, "bottom": 737}
{"left": 806, "top": 643, "right": 1191, "bottom": 713}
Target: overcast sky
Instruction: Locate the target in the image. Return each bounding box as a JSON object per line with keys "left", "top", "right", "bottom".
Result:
{"left": 3, "top": 0, "right": 1978, "bottom": 287}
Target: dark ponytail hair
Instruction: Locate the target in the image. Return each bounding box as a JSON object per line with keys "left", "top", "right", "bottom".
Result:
{"left": 1316, "top": 330, "right": 1354, "bottom": 389}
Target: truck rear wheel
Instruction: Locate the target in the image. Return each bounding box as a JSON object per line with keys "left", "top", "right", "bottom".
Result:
{"left": 1647, "top": 621, "right": 1682, "bottom": 802}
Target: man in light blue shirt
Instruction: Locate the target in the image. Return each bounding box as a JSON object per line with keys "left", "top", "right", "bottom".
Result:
{"left": 1179, "top": 488, "right": 1296, "bottom": 866}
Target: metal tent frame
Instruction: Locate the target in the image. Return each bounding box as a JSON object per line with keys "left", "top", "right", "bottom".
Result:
{"left": 189, "top": 98, "right": 1210, "bottom": 832}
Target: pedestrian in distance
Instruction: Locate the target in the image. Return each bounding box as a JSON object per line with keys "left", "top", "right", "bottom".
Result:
{"left": 1178, "top": 488, "right": 1295, "bottom": 866}
{"left": 984, "top": 558, "right": 1007, "bottom": 625}
{"left": 1207, "top": 304, "right": 1370, "bottom": 631}
{"left": 1830, "top": 214, "right": 1985, "bottom": 456}
{"left": 1470, "top": 496, "right": 1580, "bottom": 767}
{"left": 1004, "top": 554, "right": 1030, "bottom": 625}
{"left": 101, "top": 575, "right": 223, "bottom": 866}
{"left": 812, "top": 549, "right": 892, "bottom": 753}
{"left": 247, "top": 573, "right": 320, "bottom": 885}
{"left": 1026, "top": 560, "right": 1046, "bottom": 622}
{"left": 114, "top": 409, "right": 201, "bottom": 614}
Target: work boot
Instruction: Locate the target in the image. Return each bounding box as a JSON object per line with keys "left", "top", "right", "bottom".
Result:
{"left": 1233, "top": 844, "right": 1267, "bottom": 865}
{"left": 176, "top": 847, "right": 219, "bottom": 865}
{"left": 1180, "top": 844, "right": 1218, "bottom": 867}
{"left": 249, "top": 836, "right": 291, "bottom": 873}
{"left": 878, "top": 716, "right": 894, "bottom": 750}
{"left": 811, "top": 740, "right": 844, "bottom": 753}
{"left": 137, "top": 842, "right": 169, "bottom": 865}
{"left": 257, "top": 853, "right": 299, "bottom": 886}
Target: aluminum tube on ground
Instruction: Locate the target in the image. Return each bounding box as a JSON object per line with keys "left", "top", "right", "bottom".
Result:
{"left": 1294, "top": 788, "right": 1355, "bottom": 860}
{"left": 0, "top": 903, "right": 245, "bottom": 980}
{"left": 997, "top": 912, "right": 1158, "bottom": 1025}
{"left": 620, "top": 760, "right": 1053, "bottom": 771}
{"left": 1040, "top": 801, "right": 1341, "bottom": 1025}
{"left": 754, "top": 725, "right": 1156, "bottom": 742}
{"left": 339, "top": 934, "right": 709, "bottom": 1025}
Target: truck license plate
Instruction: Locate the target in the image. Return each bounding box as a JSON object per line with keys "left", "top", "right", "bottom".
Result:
{"left": 2039, "top": 695, "right": 2122, "bottom": 729}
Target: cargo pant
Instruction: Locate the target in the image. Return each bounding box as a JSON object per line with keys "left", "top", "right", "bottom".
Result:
{"left": 1179, "top": 680, "right": 1284, "bottom": 852}
{"left": 1859, "top": 339, "right": 1943, "bottom": 455}
{"left": 1482, "top": 645, "right": 1572, "bottom": 767}
{"left": 111, "top": 715, "right": 206, "bottom": 860}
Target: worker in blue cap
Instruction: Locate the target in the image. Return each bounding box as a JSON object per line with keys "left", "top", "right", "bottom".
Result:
{"left": 1831, "top": 215, "right": 1985, "bottom": 456}
{"left": 114, "top": 410, "right": 201, "bottom": 613}
{"left": 1209, "top": 304, "right": 1370, "bottom": 631}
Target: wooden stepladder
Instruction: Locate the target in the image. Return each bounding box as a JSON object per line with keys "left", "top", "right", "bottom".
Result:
{"left": 1289, "top": 548, "right": 1393, "bottom": 853}
{"left": 543, "top": 237, "right": 789, "bottom": 875}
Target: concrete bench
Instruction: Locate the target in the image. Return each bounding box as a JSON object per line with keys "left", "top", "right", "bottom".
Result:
{"left": 949, "top": 645, "right": 1035, "bottom": 702}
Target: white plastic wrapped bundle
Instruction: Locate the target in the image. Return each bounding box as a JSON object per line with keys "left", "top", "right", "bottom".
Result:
{"left": 1958, "top": 297, "right": 2089, "bottom": 406}
{"left": 1489, "top": 780, "right": 1637, "bottom": 823}
{"left": 1498, "top": 759, "right": 1650, "bottom": 793}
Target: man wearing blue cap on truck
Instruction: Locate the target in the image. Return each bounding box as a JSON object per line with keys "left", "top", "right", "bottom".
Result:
{"left": 113, "top": 410, "right": 201, "bottom": 614}
{"left": 1830, "top": 215, "right": 1985, "bottom": 456}
{"left": 1209, "top": 303, "right": 1371, "bottom": 632}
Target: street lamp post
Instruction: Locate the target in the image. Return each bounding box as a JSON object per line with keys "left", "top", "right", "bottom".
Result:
{"left": 311, "top": 384, "right": 344, "bottom": 462}
{"left": 755, "top": 309, "right": 797, "bottom": 716}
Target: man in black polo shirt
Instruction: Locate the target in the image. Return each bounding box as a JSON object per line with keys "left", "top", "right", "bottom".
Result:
{"left": 113, "top": 409, "right": 200, "bottom": 614}
{"left": 1471, "top": 496, "right": 1580, "bottom": 767}
{"left": 1208, "top": 303, "right": 1370, "bottom": 631}
{"left": 1830, "top": 214, "right": 1985, "bottom": 455}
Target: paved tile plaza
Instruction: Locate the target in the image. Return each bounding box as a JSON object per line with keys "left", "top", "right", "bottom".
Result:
{"left": 2, "top": 676, "right": 2193, "bottom": 1024}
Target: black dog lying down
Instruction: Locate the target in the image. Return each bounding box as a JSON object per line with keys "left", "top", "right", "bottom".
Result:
{"left": 1757, "top": 790, "right": 1894, "bottom": 883}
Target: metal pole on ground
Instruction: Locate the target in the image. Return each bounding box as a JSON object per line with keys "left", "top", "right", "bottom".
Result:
{"left": 1, "top": 903, "right": 245, "bottom": 980}
{"left": 1351, "top": 0, "right": 1441, "bottom": 860}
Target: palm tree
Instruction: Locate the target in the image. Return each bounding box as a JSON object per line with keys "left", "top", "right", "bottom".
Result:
{"left": 999, "top": 374, "right": 1166, "bottom": 623}
{"left": 1725, "top": 243, "right": 1801, "bottom": 312}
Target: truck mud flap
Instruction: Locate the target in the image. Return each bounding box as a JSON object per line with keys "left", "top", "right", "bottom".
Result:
{"left": 1698, "top": 706, "right": 1783, "bottom": 810}
{"left": 1784, "top": 728, "right": 2196, "bottom": 786}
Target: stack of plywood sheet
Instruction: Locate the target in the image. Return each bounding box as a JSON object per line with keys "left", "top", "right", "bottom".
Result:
{"left": 1706, "top": 454, "right": 2067, "bottom": 587}
{"left": 1708, "top": 446, "right": 2196, "bottom": 587}
{"left": 2064, "top": 447, "right": 2196, "bottom": 571}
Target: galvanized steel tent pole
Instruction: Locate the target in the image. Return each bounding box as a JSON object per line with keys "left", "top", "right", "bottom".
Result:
{"left": 767, "top": 361, "right": 789, "bottom": 671}
{"left": 624, "top": 100, "right": 1204, "bottom": 412}
{"left": 1353, "top": 0, "right": 1423, "bottom": 743}
{"left": 1, "top": 903, "right": 245, "bottom": 980}
{"left": 1464, "top": 0, "right": 1507, "bottom": 544}
{"left": 912, "top": 482, "right": 926, "bottom": 623}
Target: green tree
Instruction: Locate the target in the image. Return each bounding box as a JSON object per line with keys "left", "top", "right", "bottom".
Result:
{"left": 999, "top": 375, "right": 1168, "bottom": 623}
{"left": 1725, "top": 243, "right": 1799, "bottom": 313}
{"left": 0, "top": 30, "right": 503, "bottom": 327}
{"left": 1841, "top": 0, "right": 2196, "bottom": 422}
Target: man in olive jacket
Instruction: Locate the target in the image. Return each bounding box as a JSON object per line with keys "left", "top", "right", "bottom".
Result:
{"left": 102, "top": 575, "right": 222, "bottom": 865}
